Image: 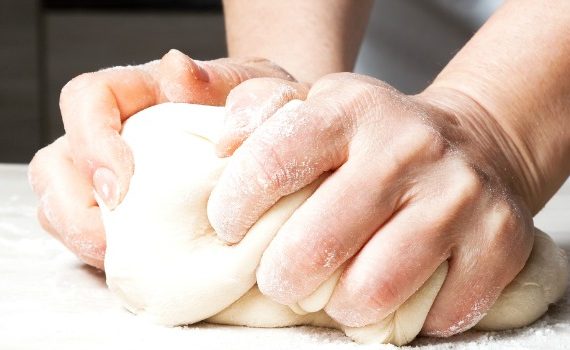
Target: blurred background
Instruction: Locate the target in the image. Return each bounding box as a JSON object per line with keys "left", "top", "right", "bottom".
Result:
{"left": 0, "top": 0, "right": 501, "bottom": 163}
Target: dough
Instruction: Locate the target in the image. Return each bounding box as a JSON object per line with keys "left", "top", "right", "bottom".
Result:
{"left": 99, "top": 103, "right": 568, "bottom": 346}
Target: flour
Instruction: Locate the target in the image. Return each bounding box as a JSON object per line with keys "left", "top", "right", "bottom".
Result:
{"left": 100, "top": 104, "right": 567, "bottom": 346}
{"left": 1, "top": 162, "right": 569, "bottom": 348}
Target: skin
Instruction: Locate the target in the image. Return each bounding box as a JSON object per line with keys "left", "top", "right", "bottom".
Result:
{"left": 28, "top": 0, "right": 569, "bottom": 337}
{"left": 28, "top": 50, "right": 296, "bottom": 269}
{"left": 224, "top": 0, "right": 373, "bottom": 83}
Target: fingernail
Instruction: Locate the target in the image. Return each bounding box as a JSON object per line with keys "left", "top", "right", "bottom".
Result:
{"left": 190, "top": 60, "right": 209, "bottom": 82}
{"left": 93, "top": 167, "right": 120, "bottom": 210}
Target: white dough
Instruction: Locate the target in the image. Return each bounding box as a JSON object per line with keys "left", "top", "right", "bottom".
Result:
{"left": 99, "top": 103, "right": 568, "bottom": 346}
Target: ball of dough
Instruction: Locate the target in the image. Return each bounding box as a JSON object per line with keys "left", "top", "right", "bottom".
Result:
{"left": 99, "top": 103, "right": 568, "bottom": 346}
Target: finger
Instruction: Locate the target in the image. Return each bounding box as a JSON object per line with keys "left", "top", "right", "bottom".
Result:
{"left": 422, "top": 199, "right": 533, "bottom": 337}
{"left": 37, "top": 203, "right": 58, "bottom": 238}
{"left": 61, "top": 50, "right": 296, "bottom": 210}
{"left": 60, "top": 63, "right": 162, "bottom": 209}
{"left": 217, "top": 78, "right": 309, "bottom": 157}
{"left": 255, "top": 154, "right": 403, "bottom": 305}
{"left": 158, "top": 49, "right": 295, "bottom": 106}
{"left": 28, "top": 145, "right": 55, "bottom": 197}
{"left": 208, "top": 74, "right": 386, "bottom": 244}
{"left": 250, "top": 82, "right": 452, "bottom": 306}
{"left": 324, "top": 158, "right": 496, "bottom": 327}
{"left": 207, "top": 97, "right": 354, "bottom": 244}
{"left": 323, "top": 200, "right": 452, "bottom": 327}
{"left": 32, "top": 138, "right": 106, "bottom": 269}
{"left": 29, "top": 142, "right": 64, "bottom": 239}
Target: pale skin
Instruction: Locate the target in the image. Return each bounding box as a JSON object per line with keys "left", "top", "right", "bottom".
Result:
{"left": 28, "top": 0, "right": 569, "bottom": 338}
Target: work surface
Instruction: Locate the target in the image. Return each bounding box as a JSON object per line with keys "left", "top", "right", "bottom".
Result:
{"left": 1, "top": 163, "right": 569, "bottom": 349}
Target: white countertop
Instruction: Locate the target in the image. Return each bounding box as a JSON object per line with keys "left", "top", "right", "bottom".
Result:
{"left": 1, "top": 163, "right": 569, "bottom": 349}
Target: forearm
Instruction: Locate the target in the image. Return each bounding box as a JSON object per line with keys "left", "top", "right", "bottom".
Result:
{"left": 222, "top": 0, "right": 373, "bottom": 83}
{"left": 423, "top": 0, "right": 570, "bottom": 214}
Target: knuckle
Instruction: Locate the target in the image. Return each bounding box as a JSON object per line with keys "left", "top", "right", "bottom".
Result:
{"left": 28, "top": 138, "right": 69, "bottom": 194}
{"left": 61, "top": 72, "right": 94, "bottom": 97}
{"left": 161, "top": 48, "right": 187, "bottom": 66}
{"left": 395, "top": 124, "right": 449, "bottom": 165}
{"left": 30, "top": 140, "right": 60, "bottom": 165}
{"left": 363, "top": 278, "right": 401, "bottom": 313}
{"left": 245, "top": 141, "right": 288, "bottom": 193}
{"left": 268, "top": 79, "right": 305, "bottom": 101}
{"left": 486, "top": 199, "right": 533, "bottom": 272}
{"left": 229, "top": 77, "right": 267, "bottom": 95}
{"left": 447, "top": 163, "right": 485, "bottom": 207}
{"left": 310, "top": 73, "right": 361, "bottom": 97}
{"left": 310, "top": 77, "right": 386, "bottom": 137}
{"left": 348, "top": 275, "right": 400, "bottom": 315}
{"left": 228, "top": 78, "right": 301, "bottom": 113}
{"left": 347, "top": 81, "right": 380, "bottom": 104}
{"left": 426, "top": 284, "right": 496, "bottom": 337}
{"left": 493, "top": 203, "right": 519, "bottom": 238}
{"left": 298, "top": 235, "right": 347, "bottom": 272}
{"left": 59, "top": 73, "right": 101, "bottom": 114}
{"left": 232, "top": 57, "right": 294, "bottom": 81}
{"left": 243, "top": 121, "right": 321, "bottom": 195}
{"left": 413, "top": 126, "right": 448, "bottom": 159}
{"left": 317, "top": 72, "right": 356, "bottom": 85}
{"left": 37, "top": 206, "right": 55, "bottom": 234}
{"left": 29, "top": 148, "right": 46, "bottom": 167}
{"left": 28, "top": 149, "right": 46, "bottom": 182}
{"left": 37, "top": 193, "right": 64, "bottom": 237}
{"left": 28, "top": 145, "right": 58, "bottom": 194}
{"left": 245, "top": 77, "right": 290, "bottom": 89}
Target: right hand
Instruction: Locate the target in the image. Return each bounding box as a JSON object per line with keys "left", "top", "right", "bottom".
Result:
{"left": 28, "top": 49, "right": 295, "bottom": 269}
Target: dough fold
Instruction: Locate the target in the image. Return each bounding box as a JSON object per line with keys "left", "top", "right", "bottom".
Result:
{"left": 100, "top": 103, "right": 568, "bottom": 346}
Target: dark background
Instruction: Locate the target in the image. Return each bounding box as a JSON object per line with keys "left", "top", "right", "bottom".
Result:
{"left": 0, "top": 0, "right": 499, "bottom": 163}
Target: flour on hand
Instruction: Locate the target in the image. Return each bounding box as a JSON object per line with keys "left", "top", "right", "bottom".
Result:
{"left": 99, "top": 103, "right": 568, "bottom": 346}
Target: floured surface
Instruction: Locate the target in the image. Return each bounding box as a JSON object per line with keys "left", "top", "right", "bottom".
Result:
{"left": 1, "top": 163, "right": 569, "bottom": 349}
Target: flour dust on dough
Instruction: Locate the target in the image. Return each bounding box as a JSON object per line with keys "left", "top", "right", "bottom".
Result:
{"left": 99, "top": 103, "right": 568, "bottom": 346}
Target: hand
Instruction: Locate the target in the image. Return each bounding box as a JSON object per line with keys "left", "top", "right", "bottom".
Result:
{"left": 28, "top": 49, "right": 294, "bottom": 269}
{"left": 207, "top": 73, "right": 535, "bottom": 336}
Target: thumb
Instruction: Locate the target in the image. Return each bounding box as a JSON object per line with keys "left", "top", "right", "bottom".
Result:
{"left": 60, "top": 74, "right": 137, "bottom": 211}
{"left": 158, "top": 49, "right": 295, "bottom": 106}
{"left": 87, "top": 132, "right": 133, "bottom": 212}
{"left": 72, "top": 122, "right": 134, "bottom": 212}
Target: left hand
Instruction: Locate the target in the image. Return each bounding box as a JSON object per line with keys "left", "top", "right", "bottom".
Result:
{"left": 208, "top": 73, "right": 535, "bottom": 336}
{"left": 28, "top": 50, "right": 297, "bottom": 270}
